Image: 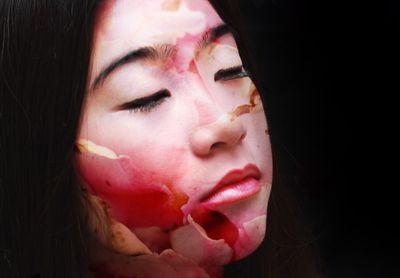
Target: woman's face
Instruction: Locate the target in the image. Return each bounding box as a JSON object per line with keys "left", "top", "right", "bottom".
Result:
{"left": 76, "top": 0, "right": 272, "bottom": 267}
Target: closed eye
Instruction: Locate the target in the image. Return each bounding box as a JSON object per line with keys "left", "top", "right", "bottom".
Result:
{"left": 117, "top": 89, "right": 171, "bottom": 113}
{"left": 214, "top": 65, "right": 250, "bottom": 82}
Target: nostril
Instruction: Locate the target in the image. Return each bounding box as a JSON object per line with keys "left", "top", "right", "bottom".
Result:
{"left": 210, "top": 141, "right": 225, "bottom": 150}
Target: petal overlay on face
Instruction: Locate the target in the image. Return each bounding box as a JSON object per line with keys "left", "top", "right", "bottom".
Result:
{"left": 170, "top": 214, "right": 234, "bottom": 266}
{"left": 77, "top": 139, "right": 188, "bottom": 230}
{"left": 76, "top": 0, "right": 273, "bottom": 276}
{"left": 83, "top": 192, "right": 152, "bottom": 256}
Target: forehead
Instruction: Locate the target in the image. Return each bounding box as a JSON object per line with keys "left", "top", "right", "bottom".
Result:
{"left": 93, "top": 0, "right": 223, "bottom": 58}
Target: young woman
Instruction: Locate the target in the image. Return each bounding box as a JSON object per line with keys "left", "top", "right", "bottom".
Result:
{"left": 0, "top": 0, "right": 322, "bottom": 277}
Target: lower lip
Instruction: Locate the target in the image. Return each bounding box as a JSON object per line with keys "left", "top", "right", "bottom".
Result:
{"left": 201, "top": 177, "right": 261, "bottom": 208}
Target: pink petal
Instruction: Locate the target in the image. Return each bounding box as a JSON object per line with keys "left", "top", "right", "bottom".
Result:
{"left": 170, "top": 215, "right": 233, "bottom": 266}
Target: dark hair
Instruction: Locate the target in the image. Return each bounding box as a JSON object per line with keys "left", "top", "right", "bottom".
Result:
{"left": 0, "top": 1, "right": 98, "bottom": 277}
{"left": 1, "top": 0, "right": 323, "bottom": 277}
{"left": 208, "top": 1, "right": 324, "bottom": 277}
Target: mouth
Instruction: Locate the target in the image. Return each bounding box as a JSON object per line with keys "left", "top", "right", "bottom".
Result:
{"left": 200, "top": 164, "right": 262, "bottom": 208}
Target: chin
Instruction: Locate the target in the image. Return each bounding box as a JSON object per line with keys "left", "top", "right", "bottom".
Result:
{"left": 170, "top": 194, "right": 268, "bottom": 266}
{"left": 231, "top": 214, "right": 266, "bottom": 261}
{"left": 217, "top": 184, "right": 270, "bottom": 262}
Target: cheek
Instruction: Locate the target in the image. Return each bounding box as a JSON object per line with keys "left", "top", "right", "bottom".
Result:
{"left": 244, "top": 111, "right": 273, "bottom": 183}
{"left": 75, "top": 145, "right": 190, "bottom": 230}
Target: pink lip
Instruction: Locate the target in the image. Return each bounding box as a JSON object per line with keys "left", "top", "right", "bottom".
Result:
{"left": 200, "top": 164, "right": 262, "bottom": 208}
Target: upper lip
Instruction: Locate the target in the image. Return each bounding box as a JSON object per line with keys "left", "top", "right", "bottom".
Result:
{"left": 200, "top": 164, "right": 262, "bottom": 202}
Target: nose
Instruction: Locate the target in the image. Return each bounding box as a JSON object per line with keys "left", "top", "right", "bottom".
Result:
{"left": 189, "top": 115, "right": 247, "bottom": 156}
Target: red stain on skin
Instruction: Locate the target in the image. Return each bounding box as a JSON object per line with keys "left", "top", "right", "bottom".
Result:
{"left": 104, "top": 185, "right": 183, "bottom": 229}
{"left": 167, "top": 184, "right": 189, "bottom": 211}
{"left": 191, "top": 208, "right": 238, "bottom": 249}
{"left": 188, "top": 59, "right": 197, "bottom": 73}
{"left": 76, "top": 153, "right": 188, "bottom": 230}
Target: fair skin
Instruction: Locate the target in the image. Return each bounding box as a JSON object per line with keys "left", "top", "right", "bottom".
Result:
{"left": 75, "top": 0, "right": 272, "bottom": 277}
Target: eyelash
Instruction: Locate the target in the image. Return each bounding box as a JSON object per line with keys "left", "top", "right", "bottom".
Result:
{"left": 118, "top": 66, "right": 249, "bottom": 114}
{"left": 214, "top": 65, "right": 250, "bottom": 82}
{"left": 118, "top": 89, "right": 171, "bottom": 113}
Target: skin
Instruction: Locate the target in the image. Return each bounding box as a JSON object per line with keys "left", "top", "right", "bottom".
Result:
{"left": 75, "top": 0, "right": 272, "bottom": 276}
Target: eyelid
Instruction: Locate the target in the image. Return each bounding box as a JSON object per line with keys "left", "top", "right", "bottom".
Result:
{"left": 117, "top": 89, "right": 171, "bottom": 112}
{"left": 214, "top": 65, "right": 250, "bottom": 82}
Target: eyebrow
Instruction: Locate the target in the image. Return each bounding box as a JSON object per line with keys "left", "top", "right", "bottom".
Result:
{"left": 91, "top": 23, "right": 232, "bottom": 90}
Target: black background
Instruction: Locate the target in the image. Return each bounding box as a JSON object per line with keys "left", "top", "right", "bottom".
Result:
{"left": 240, "top": 0, "right": 398, "bottom": 277}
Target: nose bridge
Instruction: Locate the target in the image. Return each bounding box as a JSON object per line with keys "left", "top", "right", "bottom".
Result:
{"left": 185, "top": 69, "right": 248, "bottom": 156}
{"left": 193, "top": 96, "right": 221, "bottom": 127}
{"left": 184, "top": 70, "right": 222, "bottom": 126}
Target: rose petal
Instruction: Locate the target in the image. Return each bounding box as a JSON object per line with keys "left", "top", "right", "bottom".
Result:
{"left": 76, "top": 151, "right": 187, "bottom": 229}
{"left": 85, "top": 193, "right": 152, "bottom": 256}
{"left": 234, "top": 215, "right": 266, "bottom": 260}
{"left": 170, "top": 215, "right": 233, "bottom": 266}
{"left": 133, "top": 226, "right": 171, "bottom": 253}
{"left": 200, "top": 185, "right": 270, "bottom": 260}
